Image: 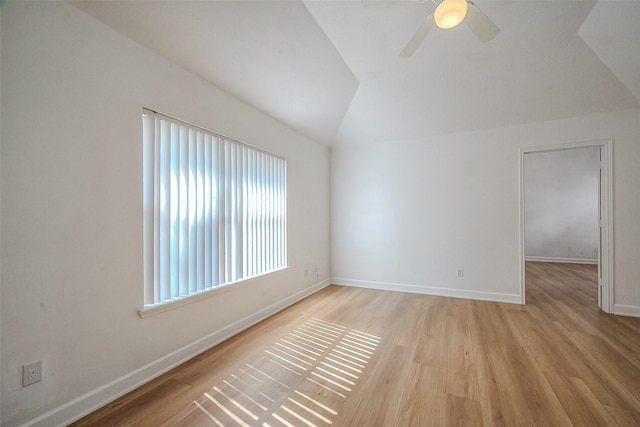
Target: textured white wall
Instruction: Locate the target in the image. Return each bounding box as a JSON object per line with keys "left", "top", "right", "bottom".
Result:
{"left": 524, "top": 147, "right": 599, "bottom": 263}
{"left": 331, "top": 109, "right": 640, "bottom": 310}
{"left": 0, "top": 2, "right": 330, "bottom": 425}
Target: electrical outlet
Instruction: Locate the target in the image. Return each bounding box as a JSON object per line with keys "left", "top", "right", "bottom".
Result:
{"left": 23, "top": 361, "right": 42, "bottom": 387}
{"left": 457, "top": 268, "right": 464, "bottom": 278}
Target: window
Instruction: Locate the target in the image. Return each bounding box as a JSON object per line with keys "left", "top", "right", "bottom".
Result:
{"left": 141, "top": 109, "right": 287, "bottom": 314}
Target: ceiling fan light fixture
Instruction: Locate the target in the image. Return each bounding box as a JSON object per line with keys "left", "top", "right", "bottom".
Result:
{"left": 434, "top": 0, "right": 468, "bottom": 29}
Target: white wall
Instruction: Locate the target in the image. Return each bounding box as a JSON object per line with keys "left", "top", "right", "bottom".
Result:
{"left": 0, "top": 4, "right": 3, "bottom": 424}
{"left": 0, "top": 2, "right": 330, "bottom": 425}
{"left": 524, "top": 147, "right": 599, "bottom": 263}
{"left": 331, "top": 108, "right": 640, "bottom": 313}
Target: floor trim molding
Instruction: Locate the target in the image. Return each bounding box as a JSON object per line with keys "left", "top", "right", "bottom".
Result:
{"left": 332, "top": 277, "right": 521, "bottom": 305}
{"left": 525, "top": 256, "right": 598, "bottom": 265}
{"left": 613, "top": 304, "right": 640, "bottom": 318}
{"left": 24, "top": 279, "right": 331, "bottom": 427}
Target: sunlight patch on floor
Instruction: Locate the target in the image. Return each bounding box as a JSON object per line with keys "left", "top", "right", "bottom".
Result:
{"left": 192, "top": 318, "right": 381, "bottom": 426}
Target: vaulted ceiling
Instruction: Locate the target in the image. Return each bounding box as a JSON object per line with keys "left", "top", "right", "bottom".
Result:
{"left": 70, "top": 0, "right": 640, "bottom": 146}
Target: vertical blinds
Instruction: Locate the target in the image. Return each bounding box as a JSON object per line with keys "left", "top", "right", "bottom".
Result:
{"left": 143, "top": 109, "right": 287, "bottom": 306}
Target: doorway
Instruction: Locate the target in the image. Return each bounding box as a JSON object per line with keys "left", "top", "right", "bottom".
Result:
{"left": 519, "top": 140, "right": 613, "bottom": 313}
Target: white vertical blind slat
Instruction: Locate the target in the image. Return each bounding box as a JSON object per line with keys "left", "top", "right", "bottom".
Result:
{"left": 278, "top": 159, "right": 288, "bottom": 266}
{"left": 187, "top": 128, "right": 197, "bottom": 294}
{"left": 251, "top": 150, "right": 257, "bottom": 277}
{"left": 265, "top": 156, "right": 271, "bottom": 272}
{"left": 196, "top": 131, "right": 205, "bottom": 292}
{"left": 259, "top": 152, "right": 265, "bottom": 275}
{"left": 269, "top": 157, "right": 275, "bottom": 271}
{"left": 142, "top": 113, "right": 156, "bottom": 304}
{"left": 224, "top": 141, "right": 235, "bottom": 282}
{"left": 203, "top": 134, "right": 213, "bottom": 289}
{"left": 170, "top": 123, "right": 180, "bottom": 298}
{"left": 235, "top": 144, "right": 243, "bottom": 281}
{"left": 178, "top": 125, "right": 189, "bottom": 297}
{"left": 242, "top": 146, "right": 248, "bottom": 279}
{"left": 262, "top": 153, "right": 267, "bottom": 272}
{"left": 217, "top": 138, "right": 225, "bottom": 285}
{"left": 155, "top": 117, "right": 163, "bottom": 302}
{"left": 160, "top": 119, "right": 172, "bottom": 302}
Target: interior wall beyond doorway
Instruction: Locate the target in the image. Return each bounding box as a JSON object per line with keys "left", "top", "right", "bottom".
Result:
{"left": 524, "top": 147, "right": 600, "bottom": 264}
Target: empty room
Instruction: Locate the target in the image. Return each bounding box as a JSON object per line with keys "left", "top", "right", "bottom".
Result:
{"left": 1, "top": 1, "right": 640, "bottom": 426}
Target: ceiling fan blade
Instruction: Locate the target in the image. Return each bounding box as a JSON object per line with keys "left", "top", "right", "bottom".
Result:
{"left": 465, "top": 1, "right": 500, "bottom": 43}
{"left": 400, "top": 14, "right": 435, "bottom": 57}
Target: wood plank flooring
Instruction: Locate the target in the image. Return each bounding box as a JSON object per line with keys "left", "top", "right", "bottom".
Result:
{"left": 72, "top": 262, "right": 640, "bottom": 426}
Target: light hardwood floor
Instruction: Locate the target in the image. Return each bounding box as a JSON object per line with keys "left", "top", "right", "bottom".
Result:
{"left": 72, "top": 262, "right": 640, "bottom": 426}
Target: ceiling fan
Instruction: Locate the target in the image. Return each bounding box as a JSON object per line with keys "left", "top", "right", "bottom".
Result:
{"left": 400, "top": 0, "right": 500, "bottom": 57}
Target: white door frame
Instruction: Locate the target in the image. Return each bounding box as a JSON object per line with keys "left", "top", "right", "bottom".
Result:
{"left": 519, "top": 139, "right": 613, "bottom": 313}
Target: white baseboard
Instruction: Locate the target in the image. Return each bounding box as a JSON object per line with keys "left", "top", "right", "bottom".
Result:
{"left": 525, "top": 256, "right": 598, "bottom": 265}
{"left": 613, "top": 304, "right": 640, "bottom": 318}
{"left": 24, "top": 279, "right": 331, "bottom": 427}
{"left": 332, "top": 278, "right": 522, "bottom": 305}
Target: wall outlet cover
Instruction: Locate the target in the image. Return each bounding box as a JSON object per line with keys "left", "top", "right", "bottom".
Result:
{"left": 23, "top": 361, "right": 42, "bottom": 387}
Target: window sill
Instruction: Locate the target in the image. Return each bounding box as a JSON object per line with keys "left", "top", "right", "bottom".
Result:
{"left": 138, "top": 266, "right": 290, "bottom": 318}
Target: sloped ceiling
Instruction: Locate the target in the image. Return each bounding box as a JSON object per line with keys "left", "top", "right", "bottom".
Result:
{"left": 70, "top": 1, "right": 640, "bottom": 146}
{"left": 70, "top": 0, "right": 359, "bottom": 145}
{"left": 579, "top": 0, "right": 640, "bottom": 103}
